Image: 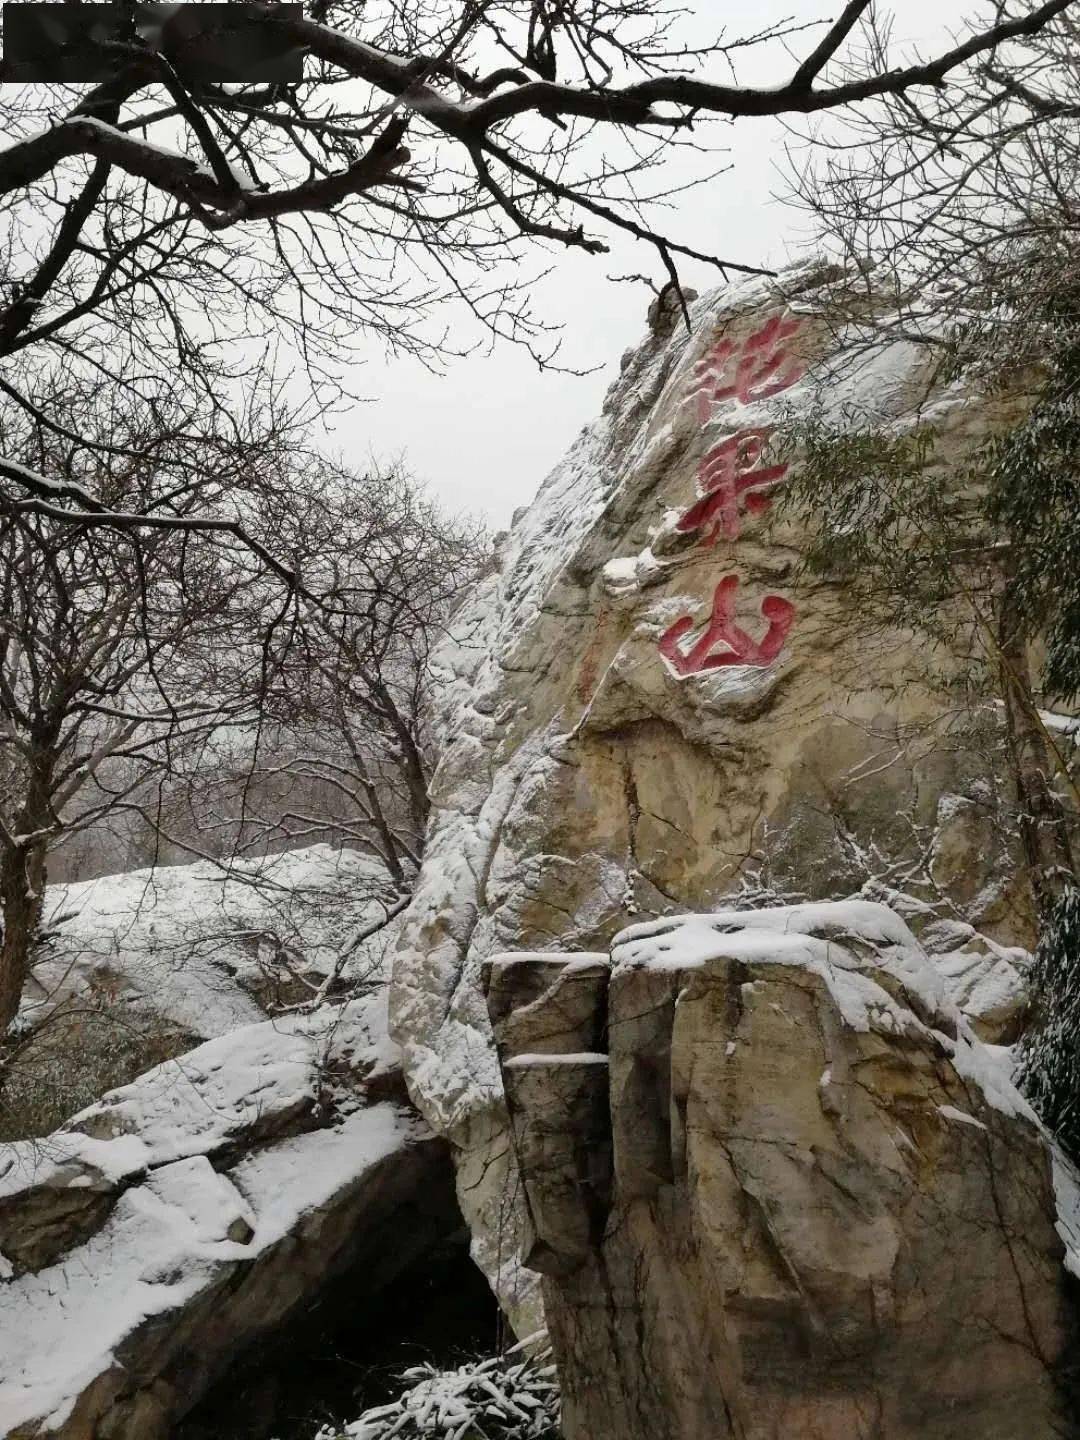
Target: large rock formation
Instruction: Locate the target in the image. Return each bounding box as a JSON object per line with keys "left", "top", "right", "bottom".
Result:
{"left": 486, "top": 902, "right": 1077, "bottom": 1439}
{"left": 0, "top": 994, "right": 462, "bottom": 1439}
{"left": 390, "top": 265, "right": 1037, "bottom": 1320}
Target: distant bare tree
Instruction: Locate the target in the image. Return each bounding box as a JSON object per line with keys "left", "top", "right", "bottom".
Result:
{"left": 0, "top": 383, "right": 303, "bottom": 1035}
{"left": 124, "top": 459, "right": 486, "bottom": 891}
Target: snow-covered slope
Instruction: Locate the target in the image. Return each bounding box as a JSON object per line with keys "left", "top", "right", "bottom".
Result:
{"left": 27, "top": 843, "right": 400, "bottom": 1041}
{"left": 0, "top": 984, "right": 456, "bottom": 1440}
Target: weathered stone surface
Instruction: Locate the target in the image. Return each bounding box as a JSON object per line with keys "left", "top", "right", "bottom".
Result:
{"left": 0, "top": 995, "right": 464, "bottom": 1440}
{"left": 486, "top": 955, "right": 611, "bottom": 1276}
{"left": 391, "top": 267, "right": 1038, "bottom": 1321}
{"left": 489, "top": 902, "right": 1076, "bottom": 1440}
{"left": 6, "top": 1126, "right": 456, "bottom": 1440}
{"left": 485, "top": 953, "right": 608, "bottom": 1058}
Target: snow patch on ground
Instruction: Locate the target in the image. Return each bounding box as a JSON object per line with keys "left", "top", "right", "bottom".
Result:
{"left": 28, "top": 844, "right": 400, "bottom": 1040}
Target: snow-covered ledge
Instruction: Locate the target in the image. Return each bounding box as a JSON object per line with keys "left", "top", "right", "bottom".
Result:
{"left": 0, "top": 995, "right": 457, "bottom": 1440}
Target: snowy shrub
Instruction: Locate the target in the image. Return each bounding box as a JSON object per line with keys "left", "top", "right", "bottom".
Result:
{"left": 0, "top": 1004, "right": 192, "bottom": 1140}
{"left": 314, "top": 1345, "right": 561, "bottom": 1440}
{"left": 1019, "top": 885, "right": 1080, "bottom": 1159}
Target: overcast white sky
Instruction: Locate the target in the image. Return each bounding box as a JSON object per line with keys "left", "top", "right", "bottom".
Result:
{"left": 320, "top": 1, "right": 970, "bottom": 529}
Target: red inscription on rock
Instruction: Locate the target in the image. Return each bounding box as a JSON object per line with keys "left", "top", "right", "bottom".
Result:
{"left": 676, "top": 428, "right": 788, "bottom": 545}
{"left": 659, "top": 575, "right": 795, "bottom": 677}
{"left": 690, "top": 312, "right": 805, "bottom": 422}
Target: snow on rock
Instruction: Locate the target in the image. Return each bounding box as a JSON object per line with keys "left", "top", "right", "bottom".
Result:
{"left": 321, "top": 1345, "right": 560, "bottom": 1440}
{"left": 612, "top": 900, "right": 951, "bottom": 1037}
{"left": 0, "top": 980, "right": 460, "bottom": 1440}
{"left": 1052, "top": 1149, "right": 1080, "bottom": 1281}
{"left": 28, "top": 844, "right": 400, "bottom": 1041}
{"left": 610, "top": 900, "right": 1042, "bottom": 1123}
{"left": 392, "top": 264, "right": 1042, "bottom": 1323}
{"left": 1038, "top": 708, "right": 1080, "bottom": 738}
{"left": 930, "top": 942, "right": 1029, "bottom": 1042}
{"left": 0, "top": 990, "right": 398, "bottom": 1274}
{"left": 504, "top": 1053, "right": 609, "bottom": 1068}
{"left": 0, "top": 1104, "right": 434, "bottom": 1440}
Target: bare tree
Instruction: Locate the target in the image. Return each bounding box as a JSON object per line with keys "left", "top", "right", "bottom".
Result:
{"left": 0, "top": 380, "right": 486, "bottom": 1053}
{"left": 777, "top": 1, "right": 1080, "bottom": 907}
{"left": 0, "top": 383, "right": 304, "bottom": 1035}
{"left": 142, "top": 458, "right": 487, "bottom": 890}
{"left": 786, "top": 2, "right": 1080, "bottom": 367}
{"left": 0, "top": 0, "right": 1074, "bottom": 544}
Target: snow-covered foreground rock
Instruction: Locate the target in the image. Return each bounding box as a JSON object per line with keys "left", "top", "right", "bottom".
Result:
{"left": 0, "top": 992, "right": 459, "bottom": 1440}
{"left": 390, "top": 266, "right": 1038, "bottom": 1321}
{"left": 487, "top": 901, "right": 1076, "bottom": 1440}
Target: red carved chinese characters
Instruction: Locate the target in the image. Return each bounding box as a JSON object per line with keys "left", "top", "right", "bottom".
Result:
{"left": 675, "top": 428, "right": 788, "bottom": 546}
{"left": 659, "top": 576, "right": 795, "bottom": 676}
{"left": 690, "top": 312, "right": 805, "bottom": 423}
{"left": 655, "top": 308, "right": 805, "bottom": 680}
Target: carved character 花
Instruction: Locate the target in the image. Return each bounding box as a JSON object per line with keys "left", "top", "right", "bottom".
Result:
{"left": 690, "top": 312, "right": 805, "bottom": 422}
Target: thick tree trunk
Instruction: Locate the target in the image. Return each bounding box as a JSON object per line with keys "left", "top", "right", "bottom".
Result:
{"left": 0, "top": 837, "right": 46, "bottom": 1035}
{"left": 998, "top": 623, "right": 1076, "bottom": 922}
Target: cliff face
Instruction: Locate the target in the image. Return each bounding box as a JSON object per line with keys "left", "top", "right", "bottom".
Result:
{"left": 390, "top": 266, "right": 1035, "bottom": 1323}
{"left": 485, "top": 905, "right": 1075, "bottom": 1440}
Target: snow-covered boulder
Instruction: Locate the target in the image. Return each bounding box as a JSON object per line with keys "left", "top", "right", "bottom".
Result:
{"left": 4, "top": 844, "right": 407, "bottom": 1145}
{"left": 28, "top": 844, "right": 401, "bottom": 1042}
{"left": 487, "top": 902, "right": 1076, "bottom": 1440}
{"left": 390, "top": 266, "right": 1036, "bottom": 1321}
{"left": 0, "top": 993, "right": 459, "bottom": 1440}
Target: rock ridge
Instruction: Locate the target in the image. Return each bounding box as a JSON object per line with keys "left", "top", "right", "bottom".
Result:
{"left": 392, "top": 266, "right": 1037, "bottom": 1321}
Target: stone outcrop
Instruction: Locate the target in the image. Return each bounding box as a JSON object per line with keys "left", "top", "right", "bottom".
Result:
{"left": 487, "top": 902, "right": 1076, "bottom": 1440}
{"left": 25, "top": 844, "right": 400, "bottom": 1045}
{"left": 390, "top": 265, "right": 1039, "bottom": 1321}
{"left": 0, "top": 995, "right": 463, "bottom": 1440}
